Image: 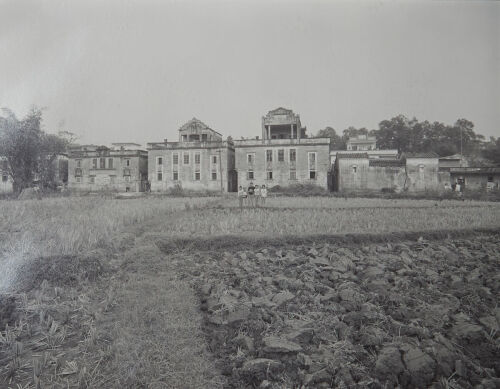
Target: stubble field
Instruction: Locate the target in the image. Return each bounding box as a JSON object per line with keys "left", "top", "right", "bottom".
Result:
{"left": 0, "top": 195, "right": 499, "bottom": 388}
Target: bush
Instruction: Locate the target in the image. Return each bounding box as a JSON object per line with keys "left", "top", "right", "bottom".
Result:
{"left": 268, "top": 183, "right": 328, "bottom": 197}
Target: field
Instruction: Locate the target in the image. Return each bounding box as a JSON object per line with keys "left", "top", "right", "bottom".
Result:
{"left": 0, "top": 195, "right": 499, "bottom": 388}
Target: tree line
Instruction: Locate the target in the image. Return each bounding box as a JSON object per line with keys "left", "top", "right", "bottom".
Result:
{"left": 317, "top": 115, "right": 500, "bottom": 164}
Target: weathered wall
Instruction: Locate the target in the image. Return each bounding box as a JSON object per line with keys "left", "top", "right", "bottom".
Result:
{"left": 405, "top": 157, "right": 440, "bottom": 191}
{"left": 336, "top": 158, "right": 370, "bottom": 191}
{"left": 450, "top": 173, "right": 500, "bottom": 191}
{"left": 148, "top": 145, "right": 234, "bottom": 192}
{"left": 336, "top": 157, "right": 442, "bottom": 193}
{"left": 235, "top": 142, "right": 330, "bottom": 190}
{"left": 68, "top": 152, "right": 147, "bottom": 192}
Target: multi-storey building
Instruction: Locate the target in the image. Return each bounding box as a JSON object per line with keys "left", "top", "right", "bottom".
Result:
{"left": 234, "top": 108, "right": 331, "bottom": 189}
{"left": 147, "top": 118, "right": 236, "bottom": 192}
{"left": 346, "top": 135, "right": 377, "bottom": 151}
{"left": 68, "top": 144, "right": 148, "bottom": 192}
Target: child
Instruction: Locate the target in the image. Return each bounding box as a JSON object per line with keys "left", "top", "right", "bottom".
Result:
{"left": 260, "top": 184, "right": 267, "bottom": 206}
{"left": 238, "top": 185, "right": 247, "bottom": 209}
{"left": 254, "top": 184, "right": 261, "bottom": 207}
{"left": 247, "top": 182, "right": 255, "bottom": 207}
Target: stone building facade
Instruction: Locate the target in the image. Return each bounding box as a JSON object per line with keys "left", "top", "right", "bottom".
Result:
{"left": 334, "top": 152, "right": 441, "bottom": 193}
{"left": 147, "top": 118, "right": 236, "bottom": 192}
{"left": 449, "top": 167, "right": 500, "bottom": 191}
{"left": 235, "top": 108, "right": 331, "bottom": 189}
{"left": 68, "top": 144, "right": 148, "bottom": 192}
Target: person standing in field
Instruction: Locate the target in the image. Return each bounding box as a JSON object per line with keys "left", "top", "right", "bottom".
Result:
{"left": 260, "top": 184, "right": 267, "bottom": 206}
{"left": 247, "top": 182, "right": 255, "bottom": 207}
{"left": 254, "top": 184, "right": 261, "bottom": 207}
{"left": 238, "top": 185, "right": 246, "bottom": 209}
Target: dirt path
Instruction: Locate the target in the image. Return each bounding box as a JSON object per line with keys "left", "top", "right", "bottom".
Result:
{"left": 89, "top": 218, "right": 226, "bottom": 388}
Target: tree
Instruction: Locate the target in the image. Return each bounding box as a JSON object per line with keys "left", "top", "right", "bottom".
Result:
{"left": 482, "top": 137, "right": 500, "bottom": 165}
{"left": 316, "top": 127, "right": 345, "bottom": 149}
{"left": 0, "top": 107, "right": 70, "bottom": 192}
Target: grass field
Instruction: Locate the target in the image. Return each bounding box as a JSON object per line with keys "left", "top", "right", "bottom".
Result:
{"left": 1, "top": 195, "right": 499, "bottom": 388}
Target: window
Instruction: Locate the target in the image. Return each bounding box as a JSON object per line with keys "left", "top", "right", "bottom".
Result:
{"left": 76, "top": 177, "right": 81, "bottom": 183}
{"left": 123, "top": 168, "right": 131, "bottom": 176}
{"left": 308, "top": 152, "right": 317, "bottom": 180}
{"left": 99, "top": 158, "right": 105, "bottom": 169}
{"left": 195, "top": 152, "right": 201, "bottom": 164}
{"left": 157, "top": 172, "right": 162, "bottom": 181}
{"left": 247, "top": 170, "right": 254, "bottom": 180}
{"left": 89, "top": 176, "right": 95, "bottom": 184}
{"left": 183, "top": 153, "right": 190, "bottom": 165}
{"left": 2, "top": 175, "right": 8, "bottom": 182}
{"left": 202, "top": 134, "right": 208, "bottom": 141}
{"left": 76, "top": 159, "right": 81, "bottom": 168}
{"left": 92, "top": 159, "right": 97, "bottom": 169}
{"left": 173, "top": 154, "right": 179, "bottom": 165}
{"left": 157, "top": 157, "right": 163, "bottom": 165}
{"left": 108, "top": 158, "right": 113, "bottom": 169}
{"left": 488, "top": 176, "right": 494, "bottom": 183}
{"left": 352, "top": 145, "right": 358, "bottom": 151}
{"left": 289, "top": 149, "right": 296, "bottom": 162}
{"left": 278, "top": 149, "right": 284, "bottom": 162}
{"left": 289, "top": 171, "right": 297, "bottom": 180}
{"left": 75, "top": 168, "right": 82, "bottom": 177}
{"left": 419, "top": 164, "right": 425, "bottom": 173}
{"left": 266, "top": 150, "right": 273, "bottom": 162}
{"left": 212, "top": 172, "right": 217, "bottom": 180}
{"left": 352, "top": 166, "right": 357, "bottom": 173}
{"left": 182, "top": 135, "right": 187, "bottom": 142}
{"left": 212, "top": 155, "right": 217, "bottom": 164}
{"left": 2, "top": 160, "right": 8, "bottom": 171}
{"left": 247, "top": 154, "right": 254, "bottom": 164}
{"left": 267, "top": 171, "right": 273, "bottom": 180}
{"left": 195, "top": 172, "right": 200, "bottom": 181}
{"left": 125, "top": 159, "right": 130, "bottom": 167}
{"left": 173, "top": 172, "right": 179, "bottom": 181}
{"left": 110, "top": 175, "right": 116, "bottom": 184}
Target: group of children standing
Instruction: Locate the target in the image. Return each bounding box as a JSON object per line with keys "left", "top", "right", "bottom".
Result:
{"left": 238, "top": 182, "right": 267, "bottom": 208}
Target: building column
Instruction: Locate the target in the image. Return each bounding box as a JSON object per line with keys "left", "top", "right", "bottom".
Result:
{"left": 291, "top": 124, "right": 294, "bottom": 139}
{"left": 268, "top": 125, "right": 271, "bottom": 140}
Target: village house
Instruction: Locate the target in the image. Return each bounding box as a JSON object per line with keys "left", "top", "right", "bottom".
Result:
{"left": 449, "top": 167, "right": 500, "bottom": 191}
{"left": 67, "top": 143, "right": 148, "bottom": 192}
{"left": 234, "top": 108, "right": 331, "bottom": 190}
{"left": 147, "top": 118, "right": 236, "bottom": 192}
{"left": 346, "top": 135, "right": 377, "bottom": 151}
{"left": 333, "top": 151, "right": 442, "bottom": 193}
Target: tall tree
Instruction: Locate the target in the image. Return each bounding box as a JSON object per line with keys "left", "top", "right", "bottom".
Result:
{"left": 0, "top": 107, "right": 69, "bottom": 192}
{"left": 316, "top": 127, "right": 345, "bottom": 149}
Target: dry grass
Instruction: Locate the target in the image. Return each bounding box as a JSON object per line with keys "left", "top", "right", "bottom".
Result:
{"left": 1, "top": 195, "right": 500, "bottom": 388}
{"left": 153, "top": 202, "right": 500, "bottom": 238}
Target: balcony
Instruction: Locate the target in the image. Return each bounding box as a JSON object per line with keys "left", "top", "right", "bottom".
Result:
{"left": 233, "top": 137, "right": 330, "bottom": 147}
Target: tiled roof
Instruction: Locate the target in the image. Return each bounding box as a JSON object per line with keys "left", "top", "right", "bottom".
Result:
{"left": 336, "top": 153, "right": 369, "bottom": 159}
{"left": 369, "top": 159, "right": 405, "bottom": 167}
{"left": 404, "top": 152, "right": 439, "bottom": 158}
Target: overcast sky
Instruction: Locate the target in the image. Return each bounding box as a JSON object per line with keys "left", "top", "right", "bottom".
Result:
{"left": 1, "top": 0, "right": 499, "bottom": 146}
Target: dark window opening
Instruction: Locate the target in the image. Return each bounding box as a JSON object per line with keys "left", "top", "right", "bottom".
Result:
{"left": 310, "top": 171, "right": 316, "bottom": 179}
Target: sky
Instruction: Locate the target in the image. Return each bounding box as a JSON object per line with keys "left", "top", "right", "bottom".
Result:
{"left": 1, "top": 0, "right": 499, "bottom": 147}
